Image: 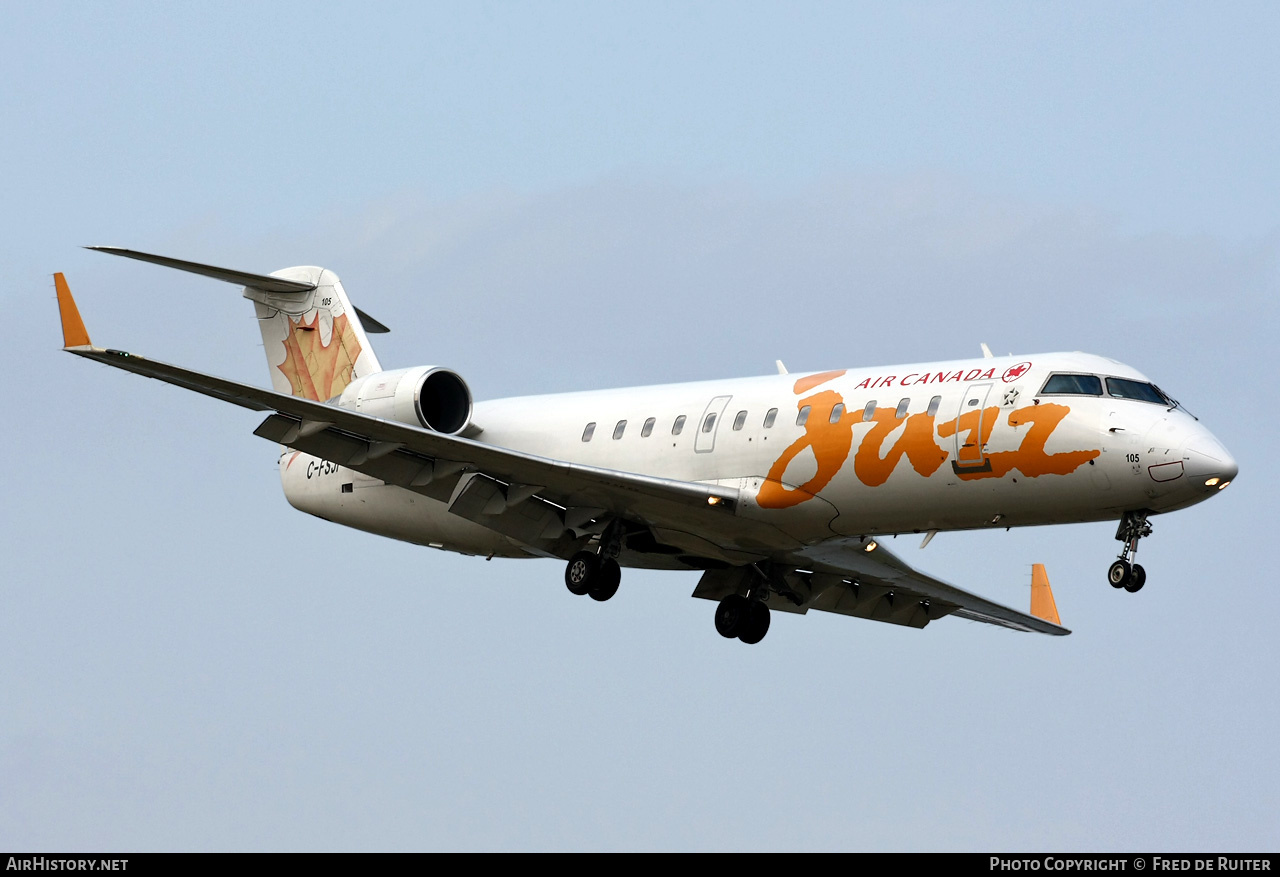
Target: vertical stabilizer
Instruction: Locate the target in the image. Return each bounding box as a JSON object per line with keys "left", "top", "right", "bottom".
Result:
{"left": 247, "top": 266, "right": 382, "bottom": 400}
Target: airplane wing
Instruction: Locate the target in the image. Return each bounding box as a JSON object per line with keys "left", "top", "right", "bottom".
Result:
{"left": 65, "top": 341, "right": 756, "bottom": 550}
{"left": 801, "top": 540, "right": 1068, "bottom": 634}
{"left": 55, "top": 272, "right": 1068, "bottom": 636}
{"left": 54, "top": 274, "right": 760, "bottom": 562}
{"left": 693, "top": 543, "right": 1070, "bottom": 635}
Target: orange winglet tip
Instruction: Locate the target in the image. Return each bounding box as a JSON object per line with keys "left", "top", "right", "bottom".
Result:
{"left": 54, "top": 272, "right": 92, "bottom": 348}
{"left": 1030, "top": 563, "right": 1062, "bottom": 626}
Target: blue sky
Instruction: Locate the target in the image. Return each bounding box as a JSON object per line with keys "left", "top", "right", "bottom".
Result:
{"left": 3, "top": 2, "right": 1277, "bottom": 851}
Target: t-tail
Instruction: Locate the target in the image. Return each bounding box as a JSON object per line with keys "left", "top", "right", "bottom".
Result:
{"left": 85, "top": 247, "right": 388, "bottom": 400}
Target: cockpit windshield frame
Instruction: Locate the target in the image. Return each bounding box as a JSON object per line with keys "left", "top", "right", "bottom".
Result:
{"left": 1106, "top": 377, "right": 1171, "bottom": 406}
{"left": 1038, "top": 372, "right": 1190, "bottom": 416}
{"left": 1038, "top": 373, "right": 1103, "bottom": 397}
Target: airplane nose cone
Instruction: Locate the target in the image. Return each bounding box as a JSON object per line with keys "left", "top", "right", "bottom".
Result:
{"left": 1183, "top": 432, "right": 1238, "bottom": 491}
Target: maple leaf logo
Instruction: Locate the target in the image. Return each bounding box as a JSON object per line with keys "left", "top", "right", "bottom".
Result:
{"left": 277, "top": 310, "right": 362, "bottom": 400}
{"left": 1002, "top": 361, "right": 1032, "bottom": 382}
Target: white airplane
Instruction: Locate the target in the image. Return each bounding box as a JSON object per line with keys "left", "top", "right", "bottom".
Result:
{"left": 54, "top": 248, "right": 1239, "bottom": 644}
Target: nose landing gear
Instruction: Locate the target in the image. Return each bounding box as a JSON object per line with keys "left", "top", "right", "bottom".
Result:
{"left": 1109, "top": 511, "right": 1152, "bottom": 593}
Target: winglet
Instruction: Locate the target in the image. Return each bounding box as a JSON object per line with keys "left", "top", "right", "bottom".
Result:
{"left": 54, "top": 273, "right": 92, "bottom": 348}
{"left": 1029, "top": 563, "right": 1062, "bottom": 626}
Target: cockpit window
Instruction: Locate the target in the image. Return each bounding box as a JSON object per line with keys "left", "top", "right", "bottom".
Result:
{"left": 1106, "top": 377, "right": 1167, "bottom": 404}
{"left": 1040, "top": 373, "right": 1103, "bottom": 396}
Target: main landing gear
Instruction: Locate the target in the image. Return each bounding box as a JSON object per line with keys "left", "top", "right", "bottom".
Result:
{"left": 712, "top": 565, "right": 781, "bottom": 645}
{"left": 564, "top": 519, "right": 623, "bottom": 602}
{"left": 1108, "top": 510, "right": 1152, "bottom": 593}
{"left": 714, "top": 594, "right": 771, "bottom": 645}
{"left": 564, "top": 551, "right": 621, "bottom": 602}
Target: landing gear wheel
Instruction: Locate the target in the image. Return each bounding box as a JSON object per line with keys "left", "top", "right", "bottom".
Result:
{"left": 1108, "top": 559, "right": 1131, "bottom": 589}
{"left": 1124, "top": 564, "right": 1146, "bottom": 593}
{"left": 714, "top": 595, "right": 751, "bottom": 638}
{"left": 738, "top": 601, "right": 771, "bottom": 645}
{"left": 565, "top": 551, "right": 599, "bottom": 596}
{"left": 589, "top": 558, "right": 621, "bottom": 602}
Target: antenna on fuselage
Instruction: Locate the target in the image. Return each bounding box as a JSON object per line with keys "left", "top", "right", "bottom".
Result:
{"left": 980, "top": 343, "right": 994, "bottom": 359}
{"left": 775, "top": 360, "right": 789, "bottom": 375}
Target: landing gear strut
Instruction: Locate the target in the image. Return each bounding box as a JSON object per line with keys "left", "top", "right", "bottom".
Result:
{"left": 1109, "top": 511, "right": 1152, "bottom": 593}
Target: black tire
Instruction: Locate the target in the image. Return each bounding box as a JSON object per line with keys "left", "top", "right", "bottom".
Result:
{"left": 1108, "top": 559, "right": 1131, "bottom": 589}
{"left": 565, "top": 551, "right": 599, "bottom": 596}
{"left": 714, "top": 595, "right": 750, "bottom": 638}
{"left": 589, "top": 558, "right": 621, "bottom": 602}
{"left": 1124, "top": 563, "right": 1146, "bottom": 593}
{"left": 738, "top": 601, "right": 771, "bottom": 645}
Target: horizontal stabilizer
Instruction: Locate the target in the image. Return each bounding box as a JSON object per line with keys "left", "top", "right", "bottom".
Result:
{"left": 87, "top": 246, "right": 316, "bottom": 293}
{"left": 353, "top": 307, "right": 390, "bottom": 334}
{"left": 87, "top": 246, "right": 390, "bottom": 334}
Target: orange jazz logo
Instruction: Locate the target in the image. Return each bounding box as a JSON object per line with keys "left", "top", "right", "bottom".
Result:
{"left": 757, "top": 371, "right": 1099, "bottom": 509}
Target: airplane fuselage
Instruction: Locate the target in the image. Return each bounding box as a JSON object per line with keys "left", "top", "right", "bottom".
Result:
{"left": 279, "top": 351, "right": 1235, "bottom": 567}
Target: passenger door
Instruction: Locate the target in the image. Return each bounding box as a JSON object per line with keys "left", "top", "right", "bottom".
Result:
{"left": 953, "top": 383, "right": 994, "bottom": 472}
{"left": 695, "top": 395, "right": 732, "bottom": 453}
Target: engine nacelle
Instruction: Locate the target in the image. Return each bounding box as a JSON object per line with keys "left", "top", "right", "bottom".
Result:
{"left": 337, "top": 366, "right": 474, "bottom": 435}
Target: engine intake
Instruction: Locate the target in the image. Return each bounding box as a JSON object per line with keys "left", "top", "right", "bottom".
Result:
{"left": 416, "top": 369, "right": 471, "bottom": 434}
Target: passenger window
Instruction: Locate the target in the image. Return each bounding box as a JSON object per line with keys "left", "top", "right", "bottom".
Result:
{"left": 672, "top": 415, "right": 686, "bottom": 436}
{"left": 796, "top": 405, "right": 811, "bottom": 426}
{"left": 862, "top": 400, "right": 877, "bottom": 421}
{"left": 895, "top": 398, "right": 910, "bottom": 418}
{"left": 581, "top": 422, "right": 596, "bottom": 442}
{"left": 829, "top": 403, "right": 844, "bottom": 424}
{"left": 732, "top": 410, "right": 747, "bottom": 430}
{"left": 613, "top": 420, "right": 627, "bottom": 440}
{"left": 1041, "top": 373, "right": 1103, "bottom": 396}
{"left": 1106, "top": 377, "right": 1166, "bottom": 404}
{"left": 927, "top": 395, "right": 941, "bottom": 417}
{"left": 642, "top": 417, "right": 655, "bottom": 437}
{"left": 702, "top": 412, "right": 717, "bottom": 433}
{"left": 763, "top": 408, "right": 778, "bottom": 428}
